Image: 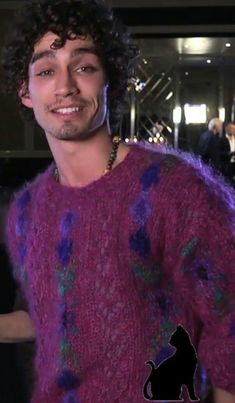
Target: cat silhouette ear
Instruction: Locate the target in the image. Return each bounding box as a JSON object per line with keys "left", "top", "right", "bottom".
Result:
{"left": 177, "top": 324, "right": 186, "bottom": 331}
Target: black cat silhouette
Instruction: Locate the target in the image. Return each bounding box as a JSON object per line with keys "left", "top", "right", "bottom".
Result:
{"left": 143, "top": 325, "right": 199, "bottom": 401}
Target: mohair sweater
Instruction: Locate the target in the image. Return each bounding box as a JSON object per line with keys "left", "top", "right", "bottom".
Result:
{"left": 6, "top": 144, "right": 235, "bottom": 403}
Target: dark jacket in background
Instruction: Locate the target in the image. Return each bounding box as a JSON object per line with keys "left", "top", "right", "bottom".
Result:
{"left": 198, "top": 130, "right": 223, "bottom": 172}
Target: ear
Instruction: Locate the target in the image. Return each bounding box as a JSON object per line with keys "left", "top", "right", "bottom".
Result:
{"left": 18, "top": 81, "right": 33, "bottom": 109}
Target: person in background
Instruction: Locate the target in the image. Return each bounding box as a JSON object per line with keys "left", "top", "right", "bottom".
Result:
{"left": 1, "top": 1, "right": 235, "bottom": 402}
{"left": 197, "top": 117, "right": 223, "bottom": 172}
{"left": 220, "top": 122, "right": 235, "bottom": 184}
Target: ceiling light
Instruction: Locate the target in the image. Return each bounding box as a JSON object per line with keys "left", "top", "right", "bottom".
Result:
{"left": 183, "top": 38, "right": 211, "bottom": 53}
{"left": 165, "top": 91, "right": 173, "bottom": 101}
{"left": 225, "top": 42, "right": 231, "bottom": 48}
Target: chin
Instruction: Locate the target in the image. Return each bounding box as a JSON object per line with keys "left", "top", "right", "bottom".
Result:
{"left": 51, "top": 129, "right": 97, "bottom": 142}
{"left": 45, "top": 119, "right": 106, "bottom": 142}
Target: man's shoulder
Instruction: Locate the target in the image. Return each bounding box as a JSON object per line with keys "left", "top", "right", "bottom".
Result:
{"left": 132, "top": 142, "right": 183, "bottom": 168}
{"left": 200, "top": 129, "right": 213, "bottom": 140}
{"left": 220, "top": 135, "right": 230, "bottom": 145}
{"left": 131, "top": 143, "right": 212, "bottom": 196}
{"left": 134, "top": 142, "right": 197, "bottom": 174}
{"left": 137, "top": 142, "right": 233, "bottom": 193}
{"left": 6, "top": 164, "right": 54, "bottom": 253}
{"left": 9, "top": 163, "right": 53, "bottom": 212}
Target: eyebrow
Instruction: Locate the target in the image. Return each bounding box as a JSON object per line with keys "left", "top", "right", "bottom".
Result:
{"left": 30, "top": 46, "right": 98, "bottom": 65}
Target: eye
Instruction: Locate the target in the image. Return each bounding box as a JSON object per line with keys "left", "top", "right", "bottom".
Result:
{"left": 76, "top": 65, "right": 96, "bottom": 74}
{"left": 37, "top": 69, "right": 54, "bottom": 77}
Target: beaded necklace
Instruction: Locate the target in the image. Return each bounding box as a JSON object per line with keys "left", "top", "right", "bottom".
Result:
{"left": 54, "top": 135, "right": 120, "bottom": 182}
{"left": 103, "top": 135, "right": 120, "bottom": 174}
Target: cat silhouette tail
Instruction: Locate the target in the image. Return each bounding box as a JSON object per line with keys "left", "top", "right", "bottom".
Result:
{"left": 145, "top": 360, "right": 156, "bottom": 368}
{"left": 143, "top": 361, "right": 156, "bottom": 401}
{"left": 189, "top": 395, "right": 200, "bottom": 402}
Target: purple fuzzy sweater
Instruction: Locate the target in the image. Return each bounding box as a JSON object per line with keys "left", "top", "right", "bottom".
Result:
{"left": 6, "top": 144, "right": 235, "bottom": 402}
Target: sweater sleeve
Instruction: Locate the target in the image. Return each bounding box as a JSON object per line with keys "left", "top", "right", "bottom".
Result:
{"left": 161, "top": 159, "right": 235, "bottom": 394}
{"left": 5, "top": 188, "right": 32, "bottom": 295}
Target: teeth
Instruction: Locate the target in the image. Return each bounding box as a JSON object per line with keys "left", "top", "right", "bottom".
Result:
{"left": 54, "top": 107, "right": 82, "bottom": 114}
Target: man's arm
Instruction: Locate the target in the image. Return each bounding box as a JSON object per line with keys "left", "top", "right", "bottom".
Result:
{"left": 0, "top": 310, "right": 35, "bottom": 342}
{"left": 159, "top": 159, "right": 235, "bottom": 397}
{"left": 214, "top": 388, "right": 235, "bottom": 403}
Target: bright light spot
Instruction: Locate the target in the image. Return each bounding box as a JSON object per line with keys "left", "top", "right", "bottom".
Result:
{"left": 125, "top": 138, "right": 129, "bottom": 143}
{"left": 153, "top": 137, "right": 158, "bottom": 143}
{"left": 133, "top": 137, "right": 138, "bottom": 143}
{"left": 148, "top": 137, "right": 153, "bottom": 143}
{"left": 152, "top": 126, "right": 157, "bottom": 135}
{"left": 165, "top": 91, "right": 173, "bottom": 101}
{"left": 143, "top": 58, "right": 148, "bottom": 64}
{"left": 135, "top": 81, "right": 146, "bottom": 92}
{"left": 184, "top": 104, "right": 207, "bottom": 124}
{"left": 173, "top": 106, "right": 182, "bottom": 124}
{"left": 183, "top": 38, "right": 211, "bottom": 53}
{"left": 166, "top": 125, "right": 172, "bottom": 133}
{"left": 185, "top": 71, "right": 189, "bottom": 76}
{"left": 206, "top": 59, "right": 211, "bottom": 64}
{"left": 225, "top": 42, "right": 231, "bottom": 48}
{"left": 219, "top": 107, "right": 225, "bottom": 122}
{"left": 159, "top": 137, "right": 164, "bottom": 143}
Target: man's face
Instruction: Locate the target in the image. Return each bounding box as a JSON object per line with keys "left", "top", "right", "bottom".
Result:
{"left": 20, "top": 32, "right": 109, "bottom": 142}
{"left": 227, "top": 123, "right": 235, "bottom": 136}
{"left": 231, "top": 124, "right": 235, "bottom": 136}
{"left": 215, "top": 121, "right": 223, "bottom": 135}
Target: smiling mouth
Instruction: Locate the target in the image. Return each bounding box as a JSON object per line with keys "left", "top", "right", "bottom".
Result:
{"left": 52, "top": 106, "right": 85, "bottom": 115}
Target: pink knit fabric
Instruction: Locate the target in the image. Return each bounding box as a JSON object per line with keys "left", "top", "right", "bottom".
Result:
{"left": 6, "top": 144, "right": 235, "bottom": 402}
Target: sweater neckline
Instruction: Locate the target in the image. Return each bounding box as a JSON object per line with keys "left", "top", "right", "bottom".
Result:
{"left": 46, "top": 143, "right": 143, "bottom": 195}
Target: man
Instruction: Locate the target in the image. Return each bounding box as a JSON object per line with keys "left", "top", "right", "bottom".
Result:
{"left": 197, "top": 117, "right": 223, "bottom": 172}
{"left": 220, "top": 122, "right": 235, "bottom": 183}
{"left": 1, "top": 1, "right": 235, "bottom": 402}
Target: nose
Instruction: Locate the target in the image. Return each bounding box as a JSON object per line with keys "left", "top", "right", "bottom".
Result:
{"left": 54, "top": 70, "right": 79, "bottom": 97}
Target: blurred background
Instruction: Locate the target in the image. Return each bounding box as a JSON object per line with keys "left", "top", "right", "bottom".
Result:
{"left": 0, "top": 0, "right": 235, "bottom": 187}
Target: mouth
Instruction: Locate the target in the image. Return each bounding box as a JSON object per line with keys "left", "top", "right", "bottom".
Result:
{"left": 52, "top": 106, "right": 85, "bottom": 115}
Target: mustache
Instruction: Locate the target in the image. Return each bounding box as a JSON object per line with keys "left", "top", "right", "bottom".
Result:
{"left": 45, "top": 97, "right": 90, "bottom": 112}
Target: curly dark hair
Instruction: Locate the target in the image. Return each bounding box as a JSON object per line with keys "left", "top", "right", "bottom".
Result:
{"left": 2, "top": 0, "right": 137, "bottom": 132}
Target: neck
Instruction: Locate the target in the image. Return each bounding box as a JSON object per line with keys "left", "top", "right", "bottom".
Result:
{"left": 47, "top": 128, "right": 129, "bottom": 188}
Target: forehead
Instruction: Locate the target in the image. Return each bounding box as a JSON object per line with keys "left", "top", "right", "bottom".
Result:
{"left": 33, "top": 31, "right": 95, "bottom": 55}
